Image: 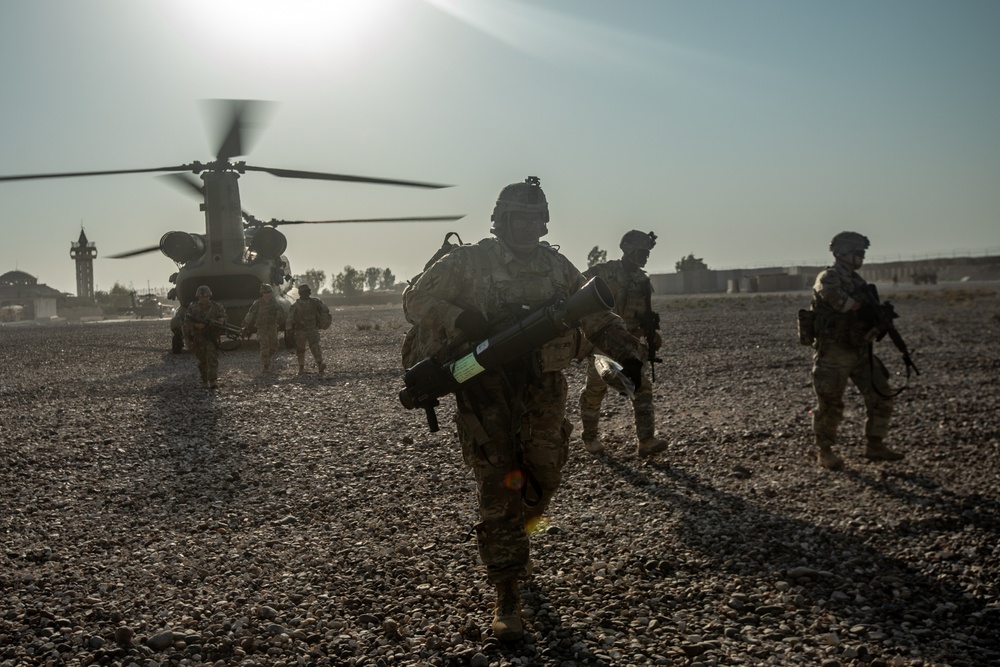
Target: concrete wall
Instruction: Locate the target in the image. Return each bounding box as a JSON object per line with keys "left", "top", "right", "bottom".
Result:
{"left": 648, "top": 256, "right": 999, "bottom": 296}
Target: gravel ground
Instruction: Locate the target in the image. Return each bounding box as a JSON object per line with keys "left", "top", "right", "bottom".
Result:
{"left": 1, "top": 285, "right": 998, "bottom": 667}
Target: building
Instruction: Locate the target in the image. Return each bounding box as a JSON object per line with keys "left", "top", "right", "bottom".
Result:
{"left": 70, "top": 228, "right": 98, "bottom": 299}
{"left": 0, "top": 270, "right": 64, "bottom": 321}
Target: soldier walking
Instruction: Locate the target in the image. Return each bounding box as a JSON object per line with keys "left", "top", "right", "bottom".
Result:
{"left": 242, "top": 283, "right": 286, "bottom": 374}
{"left": 287, "top": 284, "right": 329, "bottom": 374}
{"left": 184, "top": 285, "right": 227, "bottom": 389}
{"left": 809, "top": 231, "right": 904, "bottom": 470}
{"left": 402, "top": 176, "right": 644, "bottom": 642}
{"left": 579, "top": 230, "right": 669, "bottom": 457}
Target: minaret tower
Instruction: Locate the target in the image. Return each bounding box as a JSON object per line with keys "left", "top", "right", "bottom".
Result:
{"left": 70, "top": 227, "right": 98, "bottom": 299}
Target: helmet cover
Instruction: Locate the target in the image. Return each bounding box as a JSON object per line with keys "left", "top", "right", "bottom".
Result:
{"left": 620, "top": 230, "right": 657, "bottom": 252}
{"left": 195, "top": 285, "right": 212, "bottom": 297}
{"left": 829, "top": 231, "right": 870, "bottom": 256}
{"left": 491, "top": 176, "right": 550, "bottom": 229}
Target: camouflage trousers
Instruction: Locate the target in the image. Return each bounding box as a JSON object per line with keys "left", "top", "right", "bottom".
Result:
{"left": 191, "top": 338, "right": 220, "bottom": 384}
{"left": 579, "top": 355, "right": 655, "bottom": 442}
{"left": 812, "top": 341, "right": 894, "bottom": 446}
{"left": 455, "top": 370, "right": 571, "bottom": 584}
{"left": 258, "top": 330, "right": 280, "bottom": 370}
{"left": 293, "top": 329, "right": 323, "bottom": 367}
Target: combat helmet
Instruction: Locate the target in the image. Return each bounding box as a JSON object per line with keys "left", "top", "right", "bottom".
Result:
{"left": 491, "top": 176, "right": 549, "bottom": 227}
{"left": 195, "top": 285, "right": 212, "bottom": 298}
{"left": 829, "top": 231, "right": 870, "bottom": 257}
{"left": 490, "top": 176, "right": 549, "bottom": 253}
{"left": 298, "top": 284, "right": 311, "bottom": 296}
{"left": 620, "top": 230, "right": 657, "bottom": 252}
{"left": 259, "top": 283, "right": 272, "bottom": 295}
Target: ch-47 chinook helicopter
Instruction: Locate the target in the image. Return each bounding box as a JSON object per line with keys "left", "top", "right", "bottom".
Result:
{"left": 0, "top": 100, "right": 463, "bottom": 353}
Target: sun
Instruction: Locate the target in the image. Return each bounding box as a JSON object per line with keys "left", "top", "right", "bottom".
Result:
{"left": 160, "top": 0, "right": 401, "bottom": 62}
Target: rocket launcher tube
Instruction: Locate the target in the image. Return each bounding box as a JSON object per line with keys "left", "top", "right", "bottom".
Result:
{"left": 400, "top": 276, "right": 614, "bottom": 431}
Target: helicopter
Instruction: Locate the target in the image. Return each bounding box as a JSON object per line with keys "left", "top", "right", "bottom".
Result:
{"left": 0, "top": 99, "right": 463, "bottom": 353}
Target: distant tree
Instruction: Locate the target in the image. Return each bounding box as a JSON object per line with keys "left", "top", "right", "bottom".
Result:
{"left": 364, "top": 267, "right": 382, "bottom": 292}
{"left": 379, "top": 268, "right": 396, "bottom": 290}
{"left": 294, "top": 269, "right": 326, "bottom": 293}
{"left": 109, "top": 282, "right": 132, "bottom": 295}
{"left": 587, "top": 246, "right": 607, "bottom": 268}
{"left": 332, "top": 266, "right": 364, "bottom": 295}
{"left": 675, "top": 254, "right": 709, "bottom": 272}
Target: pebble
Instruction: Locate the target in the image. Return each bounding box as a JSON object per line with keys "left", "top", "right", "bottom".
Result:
{"left": 0, "top": 296, "right": 995, "bottom": 666}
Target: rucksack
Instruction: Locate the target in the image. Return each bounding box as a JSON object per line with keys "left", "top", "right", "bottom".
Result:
{"left": 316, "top": 299, "right": 332, "bottom": 330}
{"left": 401, "top": 232, "right": 467, "bottom": 368}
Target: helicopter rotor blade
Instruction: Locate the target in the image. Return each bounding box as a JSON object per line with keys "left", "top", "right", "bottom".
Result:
{"left": 207, "top": 99, "right": 275, "bottom": 162}
{"left": 241, "top": 165, "right": 452, "bottom": 189}
{"left": 267, "top": 215, "right": 466, "bottom": 226}
{"left": 159, "top": 172, "right": 204, "bottom": 198}
{"left": 107, "top": 245, "right": 163, "bottom": 259}
{"left": 0, "top": 165, "right": 194, "bottom": 182}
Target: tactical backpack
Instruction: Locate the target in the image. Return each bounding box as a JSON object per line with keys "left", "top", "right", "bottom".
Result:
{"left": 316, "top": 299, "right": 333, "bottom": 330}
{"left": 401, "top": 232, "right": 467, "bottom": 368}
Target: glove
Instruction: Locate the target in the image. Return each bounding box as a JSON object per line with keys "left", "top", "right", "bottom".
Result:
{"left": 620, "top": 358, "right": 643, "bottom": 390}
{"left": 454, "top": 310, "right": 491, "bottom": 341}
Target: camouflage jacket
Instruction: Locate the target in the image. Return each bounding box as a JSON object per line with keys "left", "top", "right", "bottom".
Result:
{"left": 583, "top": 259, "right": 651, "bottom": 334}
{"left": 183, "top": 300, "right": 226, "bottom": 337}
{"left": 242, "top": 297, "right": 286, "bottom": 332}
{"left": 403, "top": 237, "right": 642, "bottom": 372}
{"left": 811, "top": 261, "right": 871, "bottom": 348}
{"left": 288, "top": 297, "right": 327, "bottom": 332}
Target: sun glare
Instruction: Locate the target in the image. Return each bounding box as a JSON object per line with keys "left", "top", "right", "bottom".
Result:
{"left": 163, "top": 0, "right": 400, "bottom": 62}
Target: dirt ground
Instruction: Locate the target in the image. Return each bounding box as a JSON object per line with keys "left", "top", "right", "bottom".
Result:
{"left": 1, "top": 283, "right": 998, "bottom": 666}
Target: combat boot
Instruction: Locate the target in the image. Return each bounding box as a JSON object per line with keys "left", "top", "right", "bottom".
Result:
{"left": 582, "top": 435, "right": 604, "bottom": 454}
{"left": 318, "top": 362, "right": 327, "bottom": 374}
{"left": 864, "top": 436, "right": 904, "bottom": 461}
{"left": 816, "top": 438, "right": 844, "bottom": 471}
{"left": 298, "top": 365, "right": 305, "bottom": 375}
{"left": 638, "top": 437, "right": 669, "bottom": 457}
{"left": 491, "top": 579, "right": 523, "bottom": 642}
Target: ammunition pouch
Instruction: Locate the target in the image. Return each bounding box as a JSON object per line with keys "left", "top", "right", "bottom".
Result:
{"left": 538, "top": 329, "right": 580, "bottom": 372}
{"left": 796, "top": 308, "right": 816, "bottom": 346}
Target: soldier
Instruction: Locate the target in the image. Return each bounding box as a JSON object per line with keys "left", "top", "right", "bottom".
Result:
{"left": 184, "top": 285, "right": 227, "bottom": 389}
{"left": 579, "top": 230, "right": 669, "bottom": 457}
{"left": 810, "top": 231, "right": 904, "bottom": 470}
{"left": 287, "top": 284, "right": 329, "bottom": 374}
{"left": 403, "top": 176, "right": 645, "bottom": 642}
{"left": 242, "top": 283, "right": 286, "bottom": 374}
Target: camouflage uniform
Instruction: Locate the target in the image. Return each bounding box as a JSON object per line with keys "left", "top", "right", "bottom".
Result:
{"left": 242, "top": 292, "right": 286, "bottom": 373}
{"left": 184, "top": 299, "right": 227, "bottom": 386}
{"left": 404, "top": 237, "right": 642, "bottom": 585}
{"left": 288, "top": 294, "right": 328, "bottom": 373}
{"left": 579, "top": 258, "right": 658, "bottom": 443}
{"left": 811, "top": 262, "right": 894, "bottom": 448}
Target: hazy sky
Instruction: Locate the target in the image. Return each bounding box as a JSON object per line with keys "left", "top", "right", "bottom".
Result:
{"left": 2, "top": 0, "right": 998, "bottom": 295}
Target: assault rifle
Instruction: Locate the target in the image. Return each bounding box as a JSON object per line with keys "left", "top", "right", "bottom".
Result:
{"left": 640, "top": 279, "right": 662, "bottom": 381}
{"left": 400, "top": 277, "right": 615, "bottom": 432}
{"left": 857, "top": 284, "right": 920, "bottom": 378}
{"left": 639, "top": 310, "right": 662, "bottom": 382}
{"left": 185, "top": 312, "right": 245, "bottom": 347}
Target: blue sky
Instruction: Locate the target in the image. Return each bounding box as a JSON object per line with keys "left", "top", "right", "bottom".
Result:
{"left": 1, "top": 0, "right": 998, "bottom": 295}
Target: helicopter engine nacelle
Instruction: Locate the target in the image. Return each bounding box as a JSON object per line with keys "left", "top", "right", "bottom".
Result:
{"left": 248, "top": 227, "right": 288, "bottom": 260}
{"left": 159, "top": 232, "right": 206, "bottom": 264}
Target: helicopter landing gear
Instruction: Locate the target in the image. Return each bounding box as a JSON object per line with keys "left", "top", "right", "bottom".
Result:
{"left": 171, "top": 331, "right": 184, "bottom": 354}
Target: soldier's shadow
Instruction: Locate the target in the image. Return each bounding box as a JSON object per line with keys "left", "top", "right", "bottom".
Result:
{"left": 595, "top": 456, "right": 996, "bottom": 662}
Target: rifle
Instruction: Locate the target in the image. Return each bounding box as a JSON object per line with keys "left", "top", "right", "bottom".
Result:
{"left": 640, "top": 281, "right": 662, "bottom": 382}
{"left": 185, "top": 312, "right": 244, "bottom": 345}
{"left": 857, "top": 284, "right": 920, "bottom": 378}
